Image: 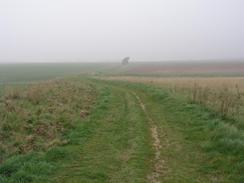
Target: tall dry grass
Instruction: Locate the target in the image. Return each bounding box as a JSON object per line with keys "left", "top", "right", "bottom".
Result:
{"left": 188, "top": 83, "right": 242, "bottom": 119}
{"left": 105, "top": 76, "right": 244, "bottom": 122}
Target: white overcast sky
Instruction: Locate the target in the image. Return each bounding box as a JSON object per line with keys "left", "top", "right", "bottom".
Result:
{"left": 0, "top": 0, "right": 243, "bottom": 63}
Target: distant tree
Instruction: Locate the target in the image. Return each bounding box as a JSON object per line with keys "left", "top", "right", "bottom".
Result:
{"left": 121, "top": 57, "right": 130, "bottom": 65}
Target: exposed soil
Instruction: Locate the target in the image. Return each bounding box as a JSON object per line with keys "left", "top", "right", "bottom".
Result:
{"left": 133, "top": 92, "right": 165, "bottom": 183}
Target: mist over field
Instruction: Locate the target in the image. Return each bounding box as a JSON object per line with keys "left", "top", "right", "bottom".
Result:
{"left": 0, "top": 0, "right": 244, "bottom": 63}
{"left": 1, "top": 1, "right": 244, "bottom": 183}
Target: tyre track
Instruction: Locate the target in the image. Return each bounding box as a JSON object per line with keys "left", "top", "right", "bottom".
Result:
{"left": 133, "top": 92, "right": 165, "bottom": 183}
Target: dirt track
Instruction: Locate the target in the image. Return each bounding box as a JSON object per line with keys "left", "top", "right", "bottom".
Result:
{"left": 133, "top": 92, "right": 165, "bottom": 183}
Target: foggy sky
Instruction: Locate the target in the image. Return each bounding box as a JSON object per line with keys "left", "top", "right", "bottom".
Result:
{"left": 0, "top": 0, "right": 243, "bottom": 63}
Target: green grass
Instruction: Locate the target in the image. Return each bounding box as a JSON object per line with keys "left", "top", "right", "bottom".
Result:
{"left": 0, "top": 78, "right": 153, "bottom": 183}
{"left": 50, "top": 82, "right": 153, "bottom": 183}
{"left": 1, "top": 74, "right": 243, "bottom": 182}
{"left": 0, "top": 78, "right": 97, "bottom": 182}
{"left": 122, "top": 81, "right": 244, "bottom": 182}
{"left": 0, "top": 79, "right": 96, "bottom": 161}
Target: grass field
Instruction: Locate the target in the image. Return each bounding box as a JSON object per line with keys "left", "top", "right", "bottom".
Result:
{"left": 0, "top": 62, "right": 244, "bottom": 182}
{"left": 105, "top": 76, "right": 244, "bottom": 122}
{"left": 0, "top": 63, "right": 119, "bottom": 84}
{"left": 1, "top": 61, "right": 244, "bottom": 84}
{"left": 105, "top": 76, "right": 244, "bottom": 92}
{"left": 107, "top": 61, "right": 244, "bottom": 76}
